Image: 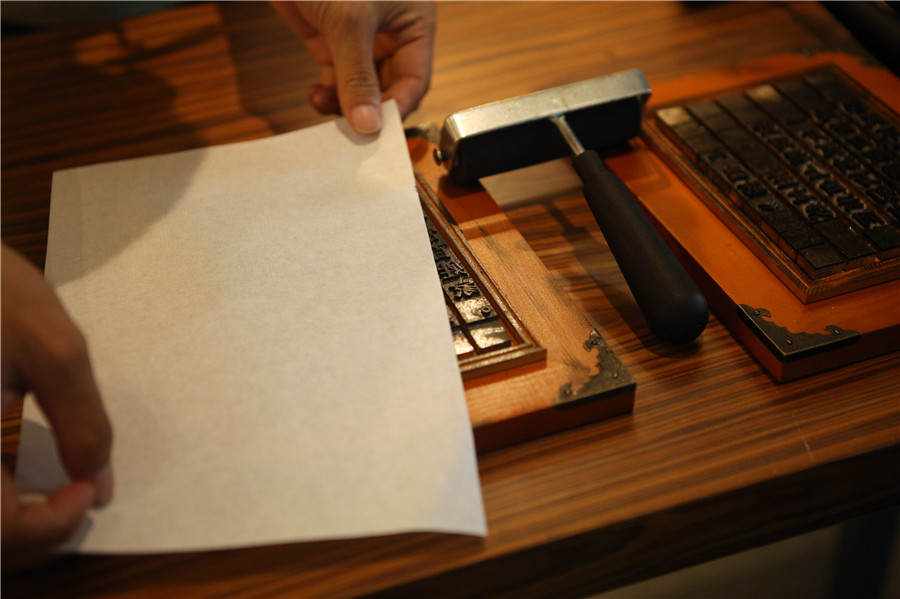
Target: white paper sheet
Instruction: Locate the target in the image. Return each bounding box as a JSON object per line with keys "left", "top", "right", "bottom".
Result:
{"left": 15, "top": 101, "right": 486, "bottom": 553}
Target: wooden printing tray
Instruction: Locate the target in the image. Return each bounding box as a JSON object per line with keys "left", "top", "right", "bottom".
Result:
{"left": 629, "top": 52, "right": 900, "bottom": 381}
{"left": 409, "top": 138, "right": 635, "bottom": 453}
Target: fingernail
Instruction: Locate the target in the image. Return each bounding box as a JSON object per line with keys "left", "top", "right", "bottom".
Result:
{"left": 92, "top": 464, "right": 114, "bottom": 507}
{"left": 350, "top": 104, "right": 381, "bottom": 134}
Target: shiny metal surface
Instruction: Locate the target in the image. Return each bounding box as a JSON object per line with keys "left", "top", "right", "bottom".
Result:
{"left": 436, "top": 69, "right": 651, "bottom": 168}
{"left": 550, "top": 114, "right": 586, "bottom": 156}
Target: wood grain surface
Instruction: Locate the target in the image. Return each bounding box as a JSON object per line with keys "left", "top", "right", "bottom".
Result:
{"left": 2, "top": 2, "right": 898, "bottom": 597}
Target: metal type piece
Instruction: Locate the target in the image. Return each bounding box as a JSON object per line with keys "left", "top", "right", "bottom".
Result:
{"left": 468, "top": 319, "right": 512, "bottom": 351}
{"left": 421, "top": 199, "right": 543, "bottom": 376}
{"left": 435, "top": 69, "right": 651, "bottom": 184}
{"left": 446, "top": 305, "right": 461, "bottom": 329}
{"left": 737, "top": 304, "right": 860, "bottom": 362}
{"left": 443, "top": 277, "right": 497, "bottom": 323}
{"left": 446, "top": 306, "right": 475, "bottom": 357}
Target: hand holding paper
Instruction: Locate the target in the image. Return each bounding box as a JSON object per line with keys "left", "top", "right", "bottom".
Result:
{"left": 272, "top": 1, "right": 436, "bottom": 132}
{"left": 1, "top": 244, "right": 113, "bottom": 568}
{"left": 15, "top": 101, "right": 485, "bottom": 554}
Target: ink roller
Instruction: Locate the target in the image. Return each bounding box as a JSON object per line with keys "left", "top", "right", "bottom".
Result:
{"left": 434, "top": 69, "right": 709, "bottom": 344}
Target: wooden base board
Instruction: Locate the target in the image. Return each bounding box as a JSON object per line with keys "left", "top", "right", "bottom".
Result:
{"left": 410, "top": 138, "right": 636, "bottom": 452}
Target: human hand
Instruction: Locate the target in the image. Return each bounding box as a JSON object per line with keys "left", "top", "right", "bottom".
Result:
{"left": 272, "top": 1, "right": 436, "bottom": 133}
{"left": 1, "top": 244, "right": 113, "bottom": 569}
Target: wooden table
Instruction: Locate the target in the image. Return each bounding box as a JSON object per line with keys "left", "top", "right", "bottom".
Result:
{"left": 2, "top": 2, "right": 898, "bottom": 597}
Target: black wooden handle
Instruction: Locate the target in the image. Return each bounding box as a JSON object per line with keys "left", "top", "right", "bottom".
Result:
{"left": 573, "top": 150, "right": 708, "bottom": 344}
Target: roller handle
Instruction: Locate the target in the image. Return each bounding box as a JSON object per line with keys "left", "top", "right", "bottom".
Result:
{"left": 573, "top": 150, "right": 708, "bottom": 344}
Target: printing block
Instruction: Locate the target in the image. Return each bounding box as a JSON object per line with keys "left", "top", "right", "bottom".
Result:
{"left": 410, "top": 137, "right": 635, "bottom": 453}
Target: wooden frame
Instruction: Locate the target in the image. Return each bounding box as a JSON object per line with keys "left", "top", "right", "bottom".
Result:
{"left": 628, "top": 52, "right": 900, "bottom": 381}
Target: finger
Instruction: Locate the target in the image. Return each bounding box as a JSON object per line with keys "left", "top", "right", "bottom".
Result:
{"left": 1, "top": 246, "right": 113, "bottom": 505}
{"left": 389, "top": 54, "right": 432, "bottom": 117}
{"left": 373, "top": 10, "right": 434, "bottom": 118}
{"left": 308, "top": 84, "right": 341, "bottom": 115}
{"left": 24, "top": 330, "right": 113, "bottom": 506}
{"left": 271, "top": 2, "right": 341, "bottom": 116}
{"left": 322, "top": 9, "right": 383, "bottom": 133}
{"left": 309, "top": 62, "right": 339, "bottom": 113}
{"left": 2, "top": 469, "right": 94, "bottom": 565}
{"left": 16, "top": 483, "right": 95, "bottom": 546}
{"left": 383, "top": 65, "right": 430, "bottom": 118}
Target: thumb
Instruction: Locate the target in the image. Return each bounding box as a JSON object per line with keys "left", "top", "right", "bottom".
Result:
{"left": 327, "top": 20, "right": 382, "bottom": 133}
